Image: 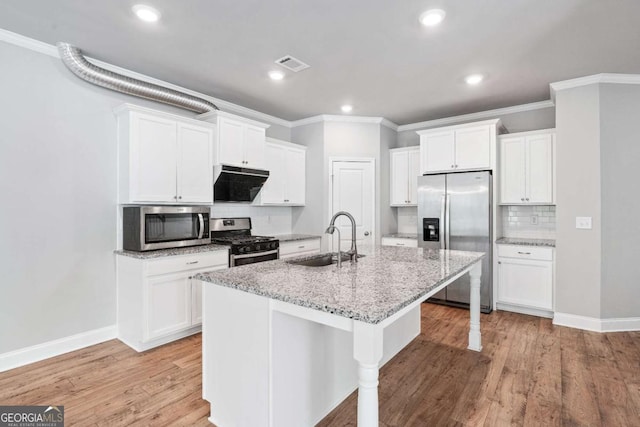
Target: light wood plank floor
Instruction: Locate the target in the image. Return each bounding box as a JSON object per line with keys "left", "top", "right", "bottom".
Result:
{"left": 2, "top": 305, "right": 639, "bottom": 426}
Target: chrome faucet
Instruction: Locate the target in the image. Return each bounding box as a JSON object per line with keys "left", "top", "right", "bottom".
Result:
{"left": 325, "top": 211, "right": 358, "bottom": 265}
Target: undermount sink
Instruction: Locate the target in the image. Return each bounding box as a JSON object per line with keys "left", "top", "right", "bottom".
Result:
{"left": 286, "top": 253, "right": 365, "bottom": 267}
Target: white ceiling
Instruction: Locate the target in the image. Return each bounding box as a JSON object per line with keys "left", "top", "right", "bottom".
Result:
{"left": 1, "top": 0, "right": 639, "bottom": 124}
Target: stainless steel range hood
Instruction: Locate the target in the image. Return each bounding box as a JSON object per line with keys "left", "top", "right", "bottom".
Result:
{"left": 213, "top": 165, "right": 269, "bottom": 202}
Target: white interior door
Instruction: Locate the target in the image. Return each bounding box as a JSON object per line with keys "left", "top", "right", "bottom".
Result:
{"left": 330, "top": 160, "right": 375, "bottom": 251}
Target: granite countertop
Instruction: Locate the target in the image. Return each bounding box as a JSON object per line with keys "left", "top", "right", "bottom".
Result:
{"left": 114, "top": 243, "right": 229, "bottom": 259}
{"left": 382, "top": 233, "right": 418, "bottom": 240}
{"left": 275, "top": 234, "right": 322, "bottom": 242}
{"left": 496, "top": 237, "right": 556, "bottom": 248}
{"left": 195, "top": 246, "right": 484, "bottom": 324}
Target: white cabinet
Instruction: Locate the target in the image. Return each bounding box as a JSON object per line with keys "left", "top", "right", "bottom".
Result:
{"left": 199, "top": 111, "right": 270, "bottom": 169}
{"left": 381, "top": 237, "right": 418, "bottom": 247}
{"left": 116, "top": 104, "right": 214, "bottom": 204}
{"left": 260, "top": 139, "right": 306, "bottom": 206}
{"left": 117, "top": 250, "right": 228, "bottom": 351}
{"left": 500, "top": 129, "right": 555, "bottom": 204}
{"left": 279, "top": 238, "right": 321, "bottom": 259}
{"left": 497, "top": 244, "right": 554, "bottom": 317}
{"left": 390, "top": 147, "right": 420, "bottom": 206}
{"left": 417, "top": 120, "right": 499, "bottom": 174}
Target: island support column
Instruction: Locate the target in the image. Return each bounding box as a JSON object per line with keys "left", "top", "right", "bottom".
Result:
{"left": 353, "top": 321, "right": 383, "bottom": 427}
{"left": 467, "top": 261, "right": 483, "bottom": 352}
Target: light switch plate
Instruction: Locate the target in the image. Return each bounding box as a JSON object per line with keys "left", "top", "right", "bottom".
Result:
{"left": 576, "top": 216, "right": 592, "bottom": 229}
{"left": 530, "top": 215, "right": 538, "bottom": 225}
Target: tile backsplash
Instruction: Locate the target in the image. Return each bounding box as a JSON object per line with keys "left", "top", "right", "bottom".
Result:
{"left": 501, "top": 205, "right": 556, "bottom": 239}
{"left": 397, "top": 207, "right": 418, "bottom": 234}
{"left": 210, "top": 205, "right": 292, "bottom": 236}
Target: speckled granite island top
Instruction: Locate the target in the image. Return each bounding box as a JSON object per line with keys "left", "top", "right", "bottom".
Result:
{"left": 496, "top": 237, "right": 556, "bottom": 247}
{"left": 114, "top": 243, "right": 229, "bottom": 259}
{"left": 195, "top": 246, "right": 484, "bottom": 324}
{"left": 274, "top": 234, "right": 322, "bottom": 242}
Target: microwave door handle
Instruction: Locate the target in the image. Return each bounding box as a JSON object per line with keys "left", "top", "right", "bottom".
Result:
{"left": 197, "top": 214, "right": 204, "bottom": 239}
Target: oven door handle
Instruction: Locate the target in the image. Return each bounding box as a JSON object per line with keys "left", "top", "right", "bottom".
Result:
{"left": 231, "top": 249, "right": 279, "bottom": 260}
{"left": 197, "top": 214, "right": 205, "bottom": 239}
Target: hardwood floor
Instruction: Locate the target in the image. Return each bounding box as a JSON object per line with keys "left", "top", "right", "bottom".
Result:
{"left": 1, "top": 305, "right": 639, "bottom": 426}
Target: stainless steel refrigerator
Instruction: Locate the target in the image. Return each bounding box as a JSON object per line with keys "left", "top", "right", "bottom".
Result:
{"left": 417, "top": 171, "right": 492, "bottom": 313}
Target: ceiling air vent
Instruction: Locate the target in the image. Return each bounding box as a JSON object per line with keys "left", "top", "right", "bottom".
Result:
{"left": 275, "top": 55, "right": 310, "bottom": 72}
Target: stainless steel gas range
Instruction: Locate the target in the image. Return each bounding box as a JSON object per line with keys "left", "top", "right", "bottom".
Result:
{"left": 210, "top": 217, "right": 279, "bottom": 267}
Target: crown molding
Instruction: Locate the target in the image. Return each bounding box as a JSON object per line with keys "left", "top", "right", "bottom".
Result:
{"left": 416, "top": 118, "right": 502, "bottom": 135}
{"left": 550, "top": 73, "right": 640, "bottom": 101}
{"left": 0, "top": 28, "right": 291, "bottom": 128}
{"left": 396, "top": 100, "right": 555, "bottom": 133}
{"left": 290, "top": 114, "right": 399, "bottom": 130}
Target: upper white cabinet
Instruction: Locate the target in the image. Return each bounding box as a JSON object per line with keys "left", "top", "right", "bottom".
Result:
{"left": 260, "top": 138, "right": 306, "bottom": 206}
{"left": 116, "top": 104, "right": 214, "bottom": 205}
{"left": 500, "top": 129, "right": 555, "bottom": 204}
{"left": 390, "top": 147, "right": 420, "bottom": 206}
{"left": 199, "top": 111, "right": 270, "bottom": 169}
{"left": 417, "top": 119, "right": 500, "bottom": 174}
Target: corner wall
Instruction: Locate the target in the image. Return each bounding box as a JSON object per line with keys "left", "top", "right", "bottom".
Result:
{"left": 599, "top": 84, "right": 640, "bottom": 319}
{"left": 554, "top": 84, "right": 602, "bottom": 319}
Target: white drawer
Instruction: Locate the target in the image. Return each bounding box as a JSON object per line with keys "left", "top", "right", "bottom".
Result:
{"left": 145, "top": 250, "right": 229, "bottom": 276}
{"left": 497, "top": 245, "right": 553, "bottom": 261}
{"left": 381, "top": 237, "right": 418, "bottom": 248}
{"left": 279, "top": 238, "right": 321, "bottom": 258}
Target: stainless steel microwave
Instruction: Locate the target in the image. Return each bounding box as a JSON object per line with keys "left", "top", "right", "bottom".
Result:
{"left": 122, "top": 206, "right": 210, "bottom": 251}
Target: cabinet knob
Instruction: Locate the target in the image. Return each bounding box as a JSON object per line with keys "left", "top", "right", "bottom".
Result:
{"left": 521, "top": 198, "right": 525, "bottom": 201}
{"left": 451, "top": 165, "right": 455, "bottom": 169}
{"left": 178, "top": 196, "right": 182, "bottom": 199}
{"left": 455, "top": 165, "right": 458, "bottom": 168}
{"left": 364, "top": 231, "right": 370, "bottom": 236}
{"left": 174, "top": 195, "right": 178, "bottom": 199}
{"left": 526, "top": 198, "right": 530, "bottom": 201}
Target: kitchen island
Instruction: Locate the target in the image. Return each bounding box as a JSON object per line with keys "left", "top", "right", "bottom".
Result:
{"left": 196, "top": 246, "right": 485, "bottom": 427}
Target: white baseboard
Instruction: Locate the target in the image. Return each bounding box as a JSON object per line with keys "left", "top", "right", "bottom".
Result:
{"left": 600, "top": 317, "right": 640, "bottom": 332}
{"left": 0, "top": 325, "right": 117, "bottom": 373}
{"left": 553, "top": 312, "right": 640, "bottom": 332}
{"left": 497, "top": 302, "right": 554, "bottom": 319}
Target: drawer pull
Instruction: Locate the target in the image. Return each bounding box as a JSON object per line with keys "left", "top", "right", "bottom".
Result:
{"left": 186, "top": 261, "right": 199, "bottom": 265}
{"left": 396, "top": 243, "right": 405, "bottom": 246}
{"left": 298, "top": 245, "right": 305, "bottom": 249}
{"left": 517, "top": 251, "right": 531, "bottom": 255}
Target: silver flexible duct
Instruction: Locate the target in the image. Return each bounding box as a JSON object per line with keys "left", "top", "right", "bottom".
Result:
{"left": 57, "top": 43, "right": 218, "bottom": 113}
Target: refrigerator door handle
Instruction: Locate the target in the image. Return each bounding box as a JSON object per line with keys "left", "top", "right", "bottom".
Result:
{"left": 445, "top": 194, "right": 451, "bottom": 249}
{"left": 440, "top": 194, "right": 446, "bottom": 249}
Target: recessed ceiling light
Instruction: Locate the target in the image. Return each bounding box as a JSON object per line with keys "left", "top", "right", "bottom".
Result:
{"left": 132, "top": 4, "right": 161, "bottom": 22}
{"left": 419, "top": 9, "right": 446, "bottom": 27}
{"left": 268, "top": 71, "right": 285, "bottom": 81}
{"left": 465, "top": 74, "right": 484, "bottom": 85}
{"left": 341, "top": 105, "right": 353, "bottom": 113}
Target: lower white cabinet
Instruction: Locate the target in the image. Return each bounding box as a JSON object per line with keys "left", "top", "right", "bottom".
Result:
{"left": 381, "top": 237, "right": 418, "bottom": 248}
{"left": 497, "top": 245, "right": 554, "bottom": 317}
{"left": 279, "top": 238, "right": 321, "bottom": 259}
{"left": 117, "top": 250, "right": 228, "bottom": 351}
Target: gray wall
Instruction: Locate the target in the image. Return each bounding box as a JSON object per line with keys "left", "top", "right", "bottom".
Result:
{"left": 0, "top": 40, "right": 292, "bottom": 354}
{"left": 291, "top": 122, "right": 325, "bottom": 238}
{"left": 396, "top": 106, "right": 556, "bottom": 148}
{"left": 599, "top": 84, "right": 640, "bottom": 318}
{"left": 379, "top": 124, "right": 398, "bottom": 236}
{"left": 554, "top": 84, "right": 602, "bottom": 318}
{"left": 1, "top": 42, "right": 131, "bottom": 352}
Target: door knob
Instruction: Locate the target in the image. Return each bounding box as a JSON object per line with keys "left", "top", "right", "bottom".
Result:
{"left": 364, "top": 231, "right": 370, "bottom": 236}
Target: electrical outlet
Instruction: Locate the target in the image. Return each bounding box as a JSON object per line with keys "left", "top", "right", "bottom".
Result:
{"left": 576, "top": 216, "right": 592, "bottom": 229}
{"left": 530, "top": 215, "right": 538, "bottom": 225}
